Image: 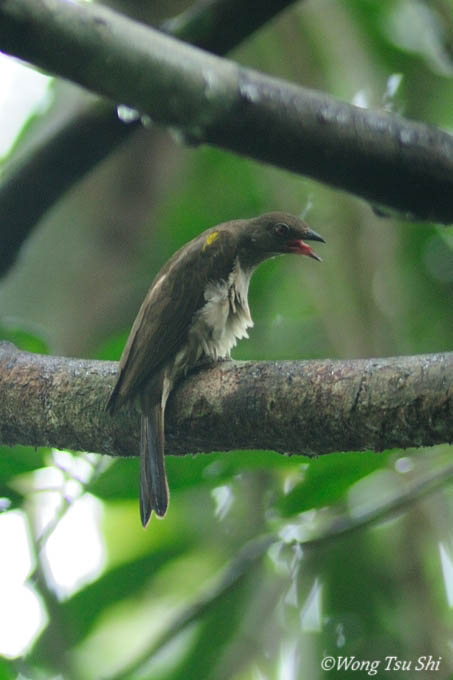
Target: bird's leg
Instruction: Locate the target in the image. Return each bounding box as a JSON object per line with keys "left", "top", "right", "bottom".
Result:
{"left": 184, "top": 354, "right": 231, "bottom": 376}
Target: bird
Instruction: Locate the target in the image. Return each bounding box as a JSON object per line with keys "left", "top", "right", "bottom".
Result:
{"left": 106, "top": 212, "right": 325, "bottom": 526}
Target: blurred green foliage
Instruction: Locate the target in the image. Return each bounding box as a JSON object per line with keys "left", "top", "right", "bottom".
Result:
{"left": 0, "top": 0, "right": 453, "bottom": 679}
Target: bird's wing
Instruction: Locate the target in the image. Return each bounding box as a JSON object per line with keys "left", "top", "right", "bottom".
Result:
{"left": 106, "top": 226, "right": 237, "bottom": 411}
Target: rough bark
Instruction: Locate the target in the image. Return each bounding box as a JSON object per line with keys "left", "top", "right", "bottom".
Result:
{"left": 1, "top": 343, "right": 451, "bottom": 458}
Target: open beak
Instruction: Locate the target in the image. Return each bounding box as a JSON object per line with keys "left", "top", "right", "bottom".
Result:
{"left": 287, "top": 228, "right": 326, "bottom": 262}
{"left": 304, "top": 228, "right": 326, "bottom": 244}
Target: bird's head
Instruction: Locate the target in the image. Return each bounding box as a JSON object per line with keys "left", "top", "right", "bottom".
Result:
{"left": 238, "top": 212, "right": 325, "bottom": 266}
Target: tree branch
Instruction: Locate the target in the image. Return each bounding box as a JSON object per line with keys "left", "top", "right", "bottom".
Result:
{"left": 108, "top": 461, "right": 453, "bottom": 679}
{"left": 0, "top": 0, "right": 298, "bottom": 276}
{"left": 161, "top": 0, "right": 298, "bottom": 54}
{"left": 1, "top": 343, "right": 451, "bottom": 457}
{"left": 0, "top": 99, "right": 131, "bottom": 277}
{"left": 1, "top": 0, "right": 453, "bottom": 225}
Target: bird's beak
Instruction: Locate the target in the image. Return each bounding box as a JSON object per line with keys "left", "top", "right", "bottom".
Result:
{"left": 287, "top": 228, "right": 326, "bottom": 262}
{"left": 304, "top": 228, "right": 326, "bottom": 244}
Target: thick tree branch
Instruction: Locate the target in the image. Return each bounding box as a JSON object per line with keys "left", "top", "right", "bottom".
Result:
{"left": 1, "top": 0, "right": 453, "bottom": 225}
{"left": 0, "top": 0, "right": 298, "bottom": 276}
{"left": 161, "top": 0, "right": 298, "bottom": 54}
{"left": 0, "top": 343, "right": 451, "bottom": 457}
{"left": 0, "top": 100, "right": 130, "bottom": 277}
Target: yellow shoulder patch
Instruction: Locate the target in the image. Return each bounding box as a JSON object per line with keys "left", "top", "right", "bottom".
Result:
{"left": 202, "top": 231, "right": 220, "bottom": 252}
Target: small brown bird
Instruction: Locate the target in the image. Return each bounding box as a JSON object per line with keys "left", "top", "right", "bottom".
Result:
{"left": 106, "top": 212, "right": 325, "bottom": 526}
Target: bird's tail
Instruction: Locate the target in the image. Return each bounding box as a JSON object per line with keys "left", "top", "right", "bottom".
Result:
{"left": 140, "top": 406, "right": 169, "bottom": 526}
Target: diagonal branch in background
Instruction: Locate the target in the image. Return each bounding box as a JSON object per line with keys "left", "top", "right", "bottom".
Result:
{"left": 0, "top": 0, "right": 299, "bottom": 277}
{"left": 160, "top": 0, "right": 299, "bottom": 54}
{"left": 107, "top": 462, "right": 453, "bottom": 680}
{"left": 0, "top": 343, "right": 451, "bottom": 457}
{"left": 1, "top": 0, "right": 453, "bottom": 227}
{"left": 0, "top": 100, "right": 130, "bottom": 276}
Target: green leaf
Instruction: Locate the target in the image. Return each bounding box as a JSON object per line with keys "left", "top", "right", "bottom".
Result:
{"left": 30, "top": 538, "right": 197, "bottom": 664}
{"left": 95, "top": 330, "right": 128, "bottom": 361}
{"left": 278, "top": 451, "right": 391, "bottom": 516}
{"left": 88, "top": 458, "right": 138, "bottom": 500}
{"left": 90, "top": 450, "right": 293, "bottom": 501}
{"left": 0, "top": 446, "right": 49, "bottom": 480}
{"left": 0, "top": 446, "right": 50, "bottom": 509}
{"left": 166, "top": 449, "right": 295, "bottom": 493}
{"left": 0, "top": 323, "right": 49, "bottom": 354}
{"left": 0, "top": 657, "right": 16, "bottom": 680}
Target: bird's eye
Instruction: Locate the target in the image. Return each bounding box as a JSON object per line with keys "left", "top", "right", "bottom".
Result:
{"left": 274, "top": 223, "right": 290, "bottom": 237}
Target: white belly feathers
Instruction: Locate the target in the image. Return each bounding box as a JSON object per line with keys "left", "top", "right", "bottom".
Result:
{"left": 188, "top": 257, "right": 253, "bottom": 361}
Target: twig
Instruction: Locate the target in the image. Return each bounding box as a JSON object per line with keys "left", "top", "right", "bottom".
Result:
{"left": 301, "top": 462, "right": 453, "bottom": 549}
{"left": 105, "top": 462, "right": 453, "bottom": 679}
{"left": 106, "top": 534, "right": 277, "bottom": 680}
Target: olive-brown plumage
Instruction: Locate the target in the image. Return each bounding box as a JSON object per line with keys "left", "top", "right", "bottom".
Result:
{"left": 106, "top": 212, "right": 325, "bottom": 526}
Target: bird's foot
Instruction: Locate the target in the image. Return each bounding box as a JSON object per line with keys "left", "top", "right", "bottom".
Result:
{"left": 185, "top": 355, "right": 230, "bottom": 376}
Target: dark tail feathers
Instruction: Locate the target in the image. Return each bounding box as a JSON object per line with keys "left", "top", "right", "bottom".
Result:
{"left": 140, "top": 407, "right": 169, "bottom": 526}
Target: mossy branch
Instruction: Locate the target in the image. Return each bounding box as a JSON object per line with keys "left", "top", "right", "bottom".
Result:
{"left": 1, "top": 343, "right": 451, "bottom": 457}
